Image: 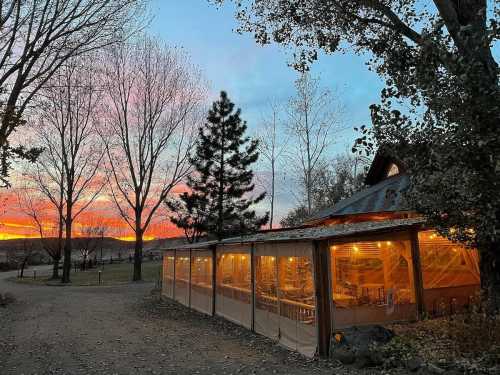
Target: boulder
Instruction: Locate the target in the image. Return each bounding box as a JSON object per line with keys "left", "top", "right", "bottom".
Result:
{"left": 354, "top": 348, "right": 384, "bottom": 369}
{"left": 332, "top": 347, "right": 356, "bottom": 365}
{"left": 335, "top": 325, "right": 395, "bottom": 351}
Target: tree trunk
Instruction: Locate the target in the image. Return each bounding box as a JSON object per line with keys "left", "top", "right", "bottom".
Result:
{"left": 51, "top": 258, "right": 60, "bottom": 280}
{"left": 133, "top": 228, "right": 143, "bottom": 281}
{"left": 61, "top": 204, "right": 73, "bottom": 284}
{"left": 270, "top": 158, "right": 275, "bottom": 230}
{"left": 479, "top": 242, "right": 500, "bottom": 315}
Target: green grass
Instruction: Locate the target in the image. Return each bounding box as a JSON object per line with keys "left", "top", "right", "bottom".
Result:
{"left": 10, "top": 261, "right": 163, "bottom": 286}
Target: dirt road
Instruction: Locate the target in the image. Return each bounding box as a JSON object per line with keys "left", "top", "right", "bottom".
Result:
{"left": 0, "top": 270, "right": 359, "bottom": 375}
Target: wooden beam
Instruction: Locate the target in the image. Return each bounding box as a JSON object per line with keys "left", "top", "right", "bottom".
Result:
{"left": 173, "top": 249, "right": 177, "bottom": 301}
{"left": 312, "top": 240, "right": 332, "bottom": 358}
{"left": 211, "top": 245, "right": 217, "bottom": 316}
{"left": 250, "top": 243, "right": 255, "bottom": 332}
{"left": 188, "top": 248, "right": 192, "bottom": 308}
{"left": 410, "top": 230, "right": 425, "bottom": 318}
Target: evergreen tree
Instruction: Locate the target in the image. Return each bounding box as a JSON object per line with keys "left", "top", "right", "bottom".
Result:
{"left": 170, "top": 91, "right": 268, "bottom": 241}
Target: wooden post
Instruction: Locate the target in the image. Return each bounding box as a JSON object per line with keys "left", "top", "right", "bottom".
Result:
{"left": 173, "top": 249, "right": 177, "bottom": 301}
{"left": 188, "top": 249, "right": 192, "bottom": 308}
{"left": 250, "top": 243, "right": 256, "bottom": 332}
{"left": 410, "top": 230, "right": 425, "bottom": 319}
{"left": 211, "top": 245, "right": 217, "bottom": 316}
{"left": 312, "top": 240, "right": 332, "bottom": 358}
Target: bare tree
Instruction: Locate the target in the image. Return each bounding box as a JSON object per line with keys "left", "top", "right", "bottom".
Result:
{"left": 17, "top": 184, "right": 64, "bottom": 279}
{"left": 287, "top": 72, "right": 344, "bottom": 215}
{"left": 0, "top": 0, "right": 144, "bottom": 182}
{"left": 257, "top": 101, "right": 288, "bottom": 229}
{"left": 102, "top": 36, "right": 205, "bottom": 281}
{"left": 34, "top": 56, "right": 106, "bottom": 284}
{"left": 76, "top": 219, "right": 106, "bottom": 270}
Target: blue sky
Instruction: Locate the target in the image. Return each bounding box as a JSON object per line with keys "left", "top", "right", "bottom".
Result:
{"left": 148, "top": 1, "right": 385, "bottom": 220}
{"left": 149, "top": 1, "right": 384, "bottom": 142}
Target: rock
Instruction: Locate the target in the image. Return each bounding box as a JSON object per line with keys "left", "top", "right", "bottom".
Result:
{"left": 332, "top": 347, "right": 355, "bottom": 365}
{"left": 335, "top": 325, "right": 395, "bottom": 351}
{"left": 354, "top": 348, "right": 384, "bottom": 369}
{"left": 405, "top": 357, "right": 424, "bottom": 372}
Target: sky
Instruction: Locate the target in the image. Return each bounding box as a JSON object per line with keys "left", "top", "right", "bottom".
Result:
{"left": 148, "top": 0, "right": 384, "bottom": 220}
{"left": 0, "top": 0, "right": 386, "bottom": 240}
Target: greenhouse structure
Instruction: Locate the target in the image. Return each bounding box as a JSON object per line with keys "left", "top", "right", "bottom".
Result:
{"left": 161, "top": 153, "right": 481, "bottom": 358}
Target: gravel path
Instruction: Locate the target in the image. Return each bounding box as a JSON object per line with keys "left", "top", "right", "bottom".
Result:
{"left": 0, "top": 269, "right": 364, "bottom": 375}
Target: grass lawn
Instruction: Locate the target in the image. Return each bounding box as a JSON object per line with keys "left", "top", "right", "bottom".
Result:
{"left": 11, "top": 261, "right": 163, "bottom": 286}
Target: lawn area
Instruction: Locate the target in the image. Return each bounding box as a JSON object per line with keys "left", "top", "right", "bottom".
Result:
{"left": 11, "top": 261, "right": 162, "bottom": 286}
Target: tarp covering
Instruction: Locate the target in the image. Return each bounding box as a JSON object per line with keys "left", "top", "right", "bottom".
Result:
{"left": 254, "top": 242, "right": 317, "bottom": 357}
{"left": 330, "top": 238, "right": 416, "bottom": 328}
{"left": 162, "top": 251, "right": 175, "bottom": 298}
{"left": 419, "top": 231, "right": 480, "bottom": 314}
{"left": 175, "top": 250, "right": 190, "bottom": 307}
{"left": 190, "top": 250, "right": 213, "bottom": 315}
{"left": 215, "top": 246, "right": 252, "bottom": 328}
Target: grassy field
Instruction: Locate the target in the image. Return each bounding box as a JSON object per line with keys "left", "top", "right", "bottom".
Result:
{"left": 11, "top": 261, "right": 163, "bottom": 286}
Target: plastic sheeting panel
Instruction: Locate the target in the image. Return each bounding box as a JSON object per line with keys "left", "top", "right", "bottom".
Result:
{"left": 330, "top": 238, "right": 416, "bottom": 328}
{"left": 215, "top": 246, "right": 252, "bottom": 329}
{"left": 254, "top": 242, "right": 317, "bottom": 357}
{"left": 419, "top": 231, "right": 480, "bottom": 315}
{"left": 190, "top": 250, "right": 213, "bottom": 315}
{"left": 175, "top": 250, "right": 190, "bottom": 307}
{"left": 277, "top": 242, "right": 316, "bottom": 357}
{"left": 162, "top": 251, "right": 175, "bottom": 298}
{"left": 254, "top": 244, "right": 279, "bottom": 340}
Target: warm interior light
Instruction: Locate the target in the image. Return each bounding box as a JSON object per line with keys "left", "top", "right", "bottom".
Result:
{"left": 241, "top": 256, "right": 246, "bottom": 260}
{"left": 288, "top": 257, "right": 294, "bottom": 262}
{"left": 353, "top": 246, "right": 359, "bottom": 253}
{"left": 386, "top": 241, "right": 392, "bottom": 246}
{"left": 270, "top": 256, "right": 275, "bottom": 261}
{"left": 377, "top": 242, "right": 382, "bottom": 248}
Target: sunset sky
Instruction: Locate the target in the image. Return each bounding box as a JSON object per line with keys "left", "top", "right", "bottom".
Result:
{"left": 0, "top": 1, "right": 385, "bottom": 241}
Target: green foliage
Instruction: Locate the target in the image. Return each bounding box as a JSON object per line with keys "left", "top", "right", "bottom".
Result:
{"left": 169, "top": 91, "right": 268, "bottom": 241}
{"left": 217, "top": 0, "right": 500, "bottom": 310}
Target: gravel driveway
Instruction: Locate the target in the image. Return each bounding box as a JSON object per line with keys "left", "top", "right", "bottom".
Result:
{"left": 0, "top": 269, "right": 363, "bottom": 375}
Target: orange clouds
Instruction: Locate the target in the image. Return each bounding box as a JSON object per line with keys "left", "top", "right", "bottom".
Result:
{"left": 0, "top": 188, "right": 186, "bottom": 240}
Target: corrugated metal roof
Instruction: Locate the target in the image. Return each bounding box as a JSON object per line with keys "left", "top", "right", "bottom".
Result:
{"left": 307, "top": 173, "right": 410, "bottom": 222}
{"left": 161, "top": 217, "right": 424, "bottom": 251}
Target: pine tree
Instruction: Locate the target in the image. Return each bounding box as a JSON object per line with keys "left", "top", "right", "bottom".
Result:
{"left": 169, "top": 91, "right": 268, "bottom": 241}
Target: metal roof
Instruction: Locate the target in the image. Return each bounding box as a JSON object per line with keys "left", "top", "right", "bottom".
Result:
{"left": 307, "top": 173, "right": 410, "bottom": 223}
{"left": 161, "top": 217, "right": 424, "bottom": 251}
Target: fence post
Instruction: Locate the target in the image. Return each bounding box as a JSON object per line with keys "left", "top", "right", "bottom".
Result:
{"left": 98, "top": 270, "right": 102, "bottom": 285}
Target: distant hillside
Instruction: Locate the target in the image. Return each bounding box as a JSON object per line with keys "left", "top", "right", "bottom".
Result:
{"left": 0, "top": 236, "right": 187, "bottom": 263}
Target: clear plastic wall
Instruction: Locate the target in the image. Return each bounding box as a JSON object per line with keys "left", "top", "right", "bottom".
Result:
{"left": 330, "top": 236, "right": 416, "bottom": 328}
{"left": 190, "top": 250, "right": 213, "bottom": 315}
{"left": 162, "top": 251, "right": 175, "bottom": 298}
{"left": 175, "top": 250, "right": 190, "bottom": 307}
{"left": 418, "top": 231, "right": 480, "bottom": 315}
{"left": 215, "top": 246, "right": 252, "bottom": 328}
{"left": 254, "top": 242, "right": 317, "bottom": 357}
